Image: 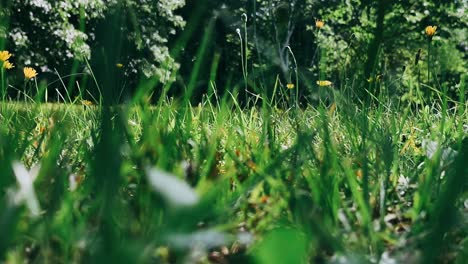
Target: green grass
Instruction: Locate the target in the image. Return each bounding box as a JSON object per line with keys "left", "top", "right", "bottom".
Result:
{"left": 0, "top": 91, "right": 466, "bottom": 263}
{"left": 0, "top": 3, "right": 467, "bottom": 263}
{"left": 0, "top": 1, "right": 468, "bottom": 264}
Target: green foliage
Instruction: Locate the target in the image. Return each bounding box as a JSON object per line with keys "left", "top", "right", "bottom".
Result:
{"left": 0, "top": 0, "right": 467, "bottom": 263}
{"left": 254, "top": 228, "right": 308, "bottom": 264}
{"left": 0, "top": 87, "right": 466, "bottom": 262}
{"left": 2, "top": 0, "right": 185, "bottom": 82}
{"left": 193, "top": 0, "right": 466, "bottom": 101}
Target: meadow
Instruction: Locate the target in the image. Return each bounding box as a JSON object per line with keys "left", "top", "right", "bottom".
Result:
{"left": 0, "top": 1, "right": 467, "bottom": 263}
{"left": 1, "top": 86, "right": 466, "bottom": 263}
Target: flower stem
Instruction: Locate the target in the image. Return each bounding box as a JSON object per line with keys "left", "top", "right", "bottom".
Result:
{"left": 287, "top": 46, "right": 299, "bottom": 109}
{"left": 1, "top": 68, "right": 5, "bottom": 101}
{"left": 427, "top": 40, "right": 431, "bottom": 84}
{"left": 22, "top": 79, "right": 27, "bottom": 102}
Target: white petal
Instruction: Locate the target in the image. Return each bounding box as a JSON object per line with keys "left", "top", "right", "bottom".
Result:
{"left": 146, "top": 167, "right": 199, "bottom": 207}
{"left": 30, "top": 163, "right": 41, "bottom": 181}
{"left": 12, "top": 161, "right": 41, "bottom": 217}
{"left": 12, "top": 162, "right": 31, "bottom": 186}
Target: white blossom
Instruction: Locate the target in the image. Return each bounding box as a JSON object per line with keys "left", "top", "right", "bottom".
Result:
{"left": 11, "top": 162, "right": 41, "bottom": 217}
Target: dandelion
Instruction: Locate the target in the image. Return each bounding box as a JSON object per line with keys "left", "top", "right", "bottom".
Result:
{"left": 116, "top": 63, "right": 124, "bottom": 68}
{"left": 81, "top": 100, "right": 93, "bottom": 106}
{"left": 317, "top": 80, "right": 332, "bottom": 87}
{"left": 425, "top": 26, "right": 437, "bottom": 81}
{"left": 286, "top": 83, "right": 295, "bottom": 89}
{"left": 316, "top": 19, "right": 324, "bottom": 29}
{"left": 23, "top": 67, "right": 38, "bottom": 79}
{"left": 0, "top": 50, "right": 12, "bottom": 62}
{"left": 3, "top": 60, "right": 14, "bottom": 69}
{"left": 425, "top": 26, "right": 437, "bottom": 38}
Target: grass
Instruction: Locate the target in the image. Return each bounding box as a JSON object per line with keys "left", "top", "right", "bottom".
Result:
{"left": 0, "top": 89, "right": 466, "bottom": 263}
{"left": 1, "top": 2, "right": 467, "bottom": 263}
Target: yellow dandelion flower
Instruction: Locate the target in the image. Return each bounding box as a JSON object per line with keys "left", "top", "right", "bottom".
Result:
{"left": 425, "top": 26, "right": 437, "bottom": 38}
{"left": 116, "top": 63, "right": 124, "bottom": 68}
{"left": 316, "top": 19, "right": 324, "bottom": 29}
{"left": 81, "top": 100, "right": 93, "bottom": 106}
{"left": 23, "top": 67, "right": 38, "bottom": 79}
{"left": 286, "top": 83, "right": 295, "bottom": 89}
{"left": 0, "top": 50, "right": 12, "bottom": 62}
{"left": 317, "top": 80, "right": 332, "bottom": 86}
{"left": 3, "top": 60, "right": 14, "bottom": 70}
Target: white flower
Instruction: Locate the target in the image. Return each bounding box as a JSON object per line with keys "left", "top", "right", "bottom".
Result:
{"left": 146, "top": 167, "right": 198, "bottom": 207}
{"left": 10, "top": 28, "right": 29, "bottom": 47}
{"left": 12, "top": 162, "right": 41, "bottom": 217}
{"left": 29, "top": 0, "right": 52, "bottom": 13}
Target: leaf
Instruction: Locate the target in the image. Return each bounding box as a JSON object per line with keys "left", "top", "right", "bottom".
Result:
{"left": 146, "top": 167, "right": 199, "bottom": 207}
{"left": 253, "top": 228, "right": 308, "bottom": 264}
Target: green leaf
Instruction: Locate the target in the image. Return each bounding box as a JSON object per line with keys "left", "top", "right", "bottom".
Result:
{"left": 253, "top": 227, "right": 308, "bottom": 264}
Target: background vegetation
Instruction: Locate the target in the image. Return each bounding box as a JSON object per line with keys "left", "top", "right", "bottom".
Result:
{"left": 1, "top": 0, "right": 466, "bottom": 103}
{"left": 0, "top": 0, "right": 467, "bottom": 263}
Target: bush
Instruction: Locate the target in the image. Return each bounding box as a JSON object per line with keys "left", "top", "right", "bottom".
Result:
{"left": 2, "top": 0, "right": 186, "bottom": 82}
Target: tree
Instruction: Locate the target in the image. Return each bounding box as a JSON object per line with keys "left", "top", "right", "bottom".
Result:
{"left": 1, "top": 0, "right": 186, "bottom": 91}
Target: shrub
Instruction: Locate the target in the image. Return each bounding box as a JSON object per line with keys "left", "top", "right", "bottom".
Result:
{"left": 2, "top": 0, "right": 186, "bottom": 82}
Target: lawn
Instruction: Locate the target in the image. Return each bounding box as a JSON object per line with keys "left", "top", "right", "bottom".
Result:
{"left": 1, "top": 1, "right": 467, "bottom": 263}
{"left": 0, "top": 92, "right": 466, "bottom": 263}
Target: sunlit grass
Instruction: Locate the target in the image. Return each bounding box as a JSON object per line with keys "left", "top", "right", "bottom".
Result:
{"left": 0, "top": 1, "right": 467, "bottom": 263}
{"left": 0, "top": 92, "right": 466, "bottom": 262}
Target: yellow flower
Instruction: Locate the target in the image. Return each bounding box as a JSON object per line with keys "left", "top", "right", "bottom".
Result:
{"left": 316, "top": 19, "right": 324, "bottom": 29}
{"left": 286, "top": 83, "right": 295, "bottom": 89}
{"left": 3, "top": 60, "right": 14, "bottom": 70}
{"left": 116, "top": 63, "right": 124, "bottom": 68}
{"left": 425, "top": 26, "right": 437, "bottom": 37}
{"left": 23, "top": 67, "right": 38, "bottom": 79}
{"left": 317, "top": 80, "right": 332, "bottom": 86}
{"left": 81, "top": 100, "right": 93, "bottom": 106}
{"left": 0, "top": 50, "right": 12, "bottom": 62}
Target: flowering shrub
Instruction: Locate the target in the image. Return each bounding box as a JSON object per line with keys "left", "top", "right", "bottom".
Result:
{"left": 3, "top": 0, "right": 185, "bottom": 81}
